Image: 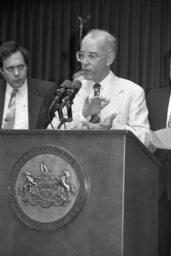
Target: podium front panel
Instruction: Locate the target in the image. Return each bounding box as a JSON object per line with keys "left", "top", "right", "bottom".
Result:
{"left": 0, "top": 130, "right": 159, "bottom": 256}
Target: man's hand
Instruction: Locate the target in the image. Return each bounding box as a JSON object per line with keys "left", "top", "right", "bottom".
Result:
{"left": 82, "top": 113, "right": 117, "bottom": 130}
{"left": 82, "top": 96, "right": 110, "bottom": 118}
{"left": 145, "top": 131, "right": 157, "bottom": 153}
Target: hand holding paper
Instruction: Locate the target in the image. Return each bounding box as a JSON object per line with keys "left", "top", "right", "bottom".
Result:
{"left": 149, "top": 128, "right": 171, "bottom": 150}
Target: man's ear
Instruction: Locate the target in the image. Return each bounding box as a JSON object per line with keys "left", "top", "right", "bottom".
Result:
{"left": 106, "top": 52, "right": 115, "bottom": 66}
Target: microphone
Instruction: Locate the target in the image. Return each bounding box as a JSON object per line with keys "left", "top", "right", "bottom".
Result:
{"left": 49, "top": 80, "right": 72, "bottom": 113}
{"left": 60, "top": 80, "right": 82, "bottom": 109}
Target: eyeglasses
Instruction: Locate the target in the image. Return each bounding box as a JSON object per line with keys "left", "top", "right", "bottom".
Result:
{"left": 4, "top": 64, "right": 26, "bottom": 73}
{"left": 76, "top": 51, "right": 113, "bottom": 63}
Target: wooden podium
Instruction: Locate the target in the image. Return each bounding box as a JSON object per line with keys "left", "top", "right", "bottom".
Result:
{"left": 0, "top": 130, "right": 159, "bottom": 256}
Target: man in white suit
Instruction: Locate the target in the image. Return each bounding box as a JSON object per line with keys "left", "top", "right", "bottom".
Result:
{"left": 50, "top": 29, "right": 149, "bottom": 145}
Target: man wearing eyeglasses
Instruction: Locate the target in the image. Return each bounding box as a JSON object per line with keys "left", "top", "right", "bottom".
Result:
{"left": 0, "top": 41, "right": 56, "bottom": 129}
{"left": 51, "top": 29, "right": 149, "bottom": 145}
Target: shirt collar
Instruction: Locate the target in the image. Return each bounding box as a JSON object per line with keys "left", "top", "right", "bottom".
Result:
{"left": 98, "top": 70, "right": 113, "bottom": 90}
{"left": 7, "top": 78, "right": 28, "bottom": 95}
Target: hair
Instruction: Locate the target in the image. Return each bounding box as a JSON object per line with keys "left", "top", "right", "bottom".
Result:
{"left": 85, "top": 29, "right": 118, "bottom": 55}
{"left": 0, "top": 41, "right": 29, "bottom": 69}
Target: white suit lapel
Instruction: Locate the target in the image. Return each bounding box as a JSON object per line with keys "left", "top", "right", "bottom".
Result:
{"left": 101, "top": 74, "right": 125, "bottom": 117}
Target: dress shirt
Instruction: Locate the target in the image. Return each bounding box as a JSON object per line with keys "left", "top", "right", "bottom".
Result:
{"left": 2, "top": 80, "right": 29, "bottom": 129}
{"left": 50, "top": 71, "right": 150, "bottom": 145}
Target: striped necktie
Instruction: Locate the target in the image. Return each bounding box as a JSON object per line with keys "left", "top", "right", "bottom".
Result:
{"left": 2, "top": 88, "right": 18, "bottom": 129}
{"left": 90, "top": 83, "right": 101, "bottom": 123}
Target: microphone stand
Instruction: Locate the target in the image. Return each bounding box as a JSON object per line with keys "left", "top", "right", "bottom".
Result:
{"left": 57, "top": 101, "right": 73, "bottom": 129}
{"left": 77, "top": 15, "right": 91, "bottom": 48}
{"left": 48, "top": 102, "right": 62, "bottom": 130}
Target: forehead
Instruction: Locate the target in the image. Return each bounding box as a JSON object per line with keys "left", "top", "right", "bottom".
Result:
{"left": 3, "top": 51, "right": 25, "bottom": 67}
{"left": 81, "top": 35, "right": 106, "bottom": 53}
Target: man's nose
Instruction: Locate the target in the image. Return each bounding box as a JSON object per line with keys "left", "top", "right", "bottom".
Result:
{"left": 82, "top": 56, "right": 90, "bottom": 65}
{"left": 13, "top": 67, "right": 20, "bottom": 76}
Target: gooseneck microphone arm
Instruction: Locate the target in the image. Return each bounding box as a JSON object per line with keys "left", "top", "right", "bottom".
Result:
{"left": 57, "top": 80, "right": 82, "bottom": 129}
{"left": 57, "top": 101, "right": 73, "bottom": 129}
{"left": 48, "top": 80, "right": 72, "bottom": 129}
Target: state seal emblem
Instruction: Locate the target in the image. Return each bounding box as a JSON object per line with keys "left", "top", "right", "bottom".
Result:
{"left": 8, "top": 145, "right": 88, "bottom": 231}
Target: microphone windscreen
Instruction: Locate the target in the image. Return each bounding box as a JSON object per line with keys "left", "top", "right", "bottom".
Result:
{"left": 72, "top": 80, "right": 82, "bottom": 90}
{"left": 61, "top": 79, "right": 72, "bottom": 88}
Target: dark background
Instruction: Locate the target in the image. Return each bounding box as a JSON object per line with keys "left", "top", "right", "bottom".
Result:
{"left": 0, "top": 0, "right": 171, "bottom": 92}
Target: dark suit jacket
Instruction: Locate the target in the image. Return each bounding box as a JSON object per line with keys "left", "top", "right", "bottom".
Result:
{"left": 146, "top": 87, "right": 171, "bottom": 199}
{"left": 0, "top": 78, "right": 56, "bottom": 129}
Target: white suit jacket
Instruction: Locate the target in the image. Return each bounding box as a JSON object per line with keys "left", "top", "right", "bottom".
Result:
{"left": 50, "top": 71, "right": 150, "bottom": 144}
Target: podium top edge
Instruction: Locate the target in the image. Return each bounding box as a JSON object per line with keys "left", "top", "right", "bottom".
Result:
{"left": 0, "top": 129, "right": 130, "bottom": 134}
{"left": 0, "top": 129, "right": 161, "bottom": 166}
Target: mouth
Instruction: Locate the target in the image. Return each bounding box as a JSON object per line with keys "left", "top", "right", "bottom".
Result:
{"left": 82, "top": 69, "right": 93, "bottom": 80}
{"left": 13, "top": 79, "right": 23, "bottom": 84}
{"left": 83, "top": 69, "right": 91, "bottom": 73}
{"left": 12, "top": 79, "right": 24, "bottom": 87}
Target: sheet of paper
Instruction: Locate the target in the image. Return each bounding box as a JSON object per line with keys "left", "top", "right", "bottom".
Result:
{"left": 152, "top": 128, "right": 171, "bottom": 149}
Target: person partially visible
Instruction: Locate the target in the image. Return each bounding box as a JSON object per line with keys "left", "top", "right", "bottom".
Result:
{"left": 50, "top": 29, "right": 149, "bottom": 145}
{"left": 146, "top": 51, "right": 171, "bottom": 256}
{"left": 0, "top": 41, "right": 56, "bottom": 129}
